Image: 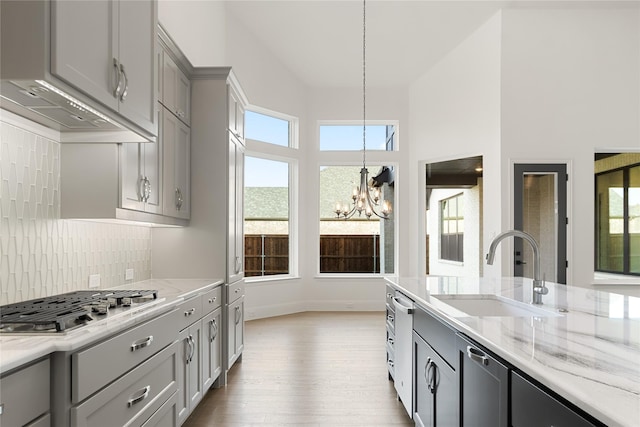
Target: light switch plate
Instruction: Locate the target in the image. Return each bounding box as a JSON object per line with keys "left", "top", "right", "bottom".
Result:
{"left": 88, "top": 274, "right": 101, "bottom": 288}
{"left": 125, "top": 268, "right": 134, "bottom": 281}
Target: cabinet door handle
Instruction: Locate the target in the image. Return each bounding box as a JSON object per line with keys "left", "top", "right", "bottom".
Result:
{"left": 144, "top": 177, "right": 151, "bottom": 202}
{"left": 175, "top": 188, "right": 183, "bottom": 211}
{"left": 119, "top": 63, "right": 129, "bottom": 101}
{"left": 467, "top": 345, "right": 489, "bottom": 366}
{"left": 187, "top": 335, "right": 195, "bottom": 362}
{"left": 235, "top": 306, "right": 241, "bottom": 324}
{"left": 127, "top": 385, "right": 151, "bottom": 407}
{"left": 0, "top": 403, "right": 4, "bottom": 415}
{"left": 113, "top": 58, "right": 122, "bottom": 97}
{"left": 235, "top": 256, "right": 241, "bottom": 274}
{"left": 392, "top": 297, "right": 414, "bottom": 314}
{"left": 424, "top": 357, "right": 432, "bottom": 390}
{"left": 138, "top": 176, "right": 146, "bottom": 202}
{"left": 209, "top": 318, "right": 218, "bottom": 342}
{"left": 184, "top": 308, "right": 196, "bottom": 317}
{"left": 427, "top": 360, "right": 438, "bottom": 393}
{"left": 130, "top": 336, "right": 153, "bottom": 352}
{"left": 184, "top": 336, "right": 191, "bottom": 364}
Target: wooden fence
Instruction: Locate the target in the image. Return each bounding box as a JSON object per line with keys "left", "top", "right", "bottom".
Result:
{"left": 245, "top": 234, "right": 381, "bottom": 276}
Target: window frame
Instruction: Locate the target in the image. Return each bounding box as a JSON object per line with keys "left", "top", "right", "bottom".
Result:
{"left": 439, "top": 193, "right": 464, "bottom": 263}
{"left": 244, "top": 106, "right": 299, "bottom": 282}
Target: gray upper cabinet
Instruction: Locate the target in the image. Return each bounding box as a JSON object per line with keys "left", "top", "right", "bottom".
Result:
{"left": 162, "top": 108, "right": 191, "bottom": 220}
{"left": 51, "top": 0, "right": 158, "bottom": 136}
{"left": 162, "top": 53, "right": 191, "bottom": 126}
{"left": 228, "top": 132, "right": 245, "bottom": 283}
{"left": 228, "top": 85, "right": 245, "bottom": 140}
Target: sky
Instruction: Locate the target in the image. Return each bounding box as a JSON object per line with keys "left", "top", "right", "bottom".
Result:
{"left": 244, "top": 110, "right": 389, "bottom": 188}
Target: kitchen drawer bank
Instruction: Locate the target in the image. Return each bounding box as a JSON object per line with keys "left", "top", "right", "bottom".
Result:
{"left": 385, "top": 276, "right": 639, "bottom": 427}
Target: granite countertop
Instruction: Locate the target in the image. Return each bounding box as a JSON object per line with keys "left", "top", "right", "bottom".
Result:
{"left": 386, "top": 276, "right": 640, "bottom": 427}
{"left": 0, "top": 278, "right": 223, "bottom": 375}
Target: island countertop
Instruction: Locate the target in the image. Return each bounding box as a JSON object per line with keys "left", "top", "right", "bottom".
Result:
{"left": 0, "top": 278, "right": 223, "bottom": 374}
{"left": 386, "top": 276, "right": 640, "bottom": 427}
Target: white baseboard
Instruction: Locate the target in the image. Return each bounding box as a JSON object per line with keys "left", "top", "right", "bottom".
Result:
{"left": 245, "top": 300, "right": 385, "bottom": 321}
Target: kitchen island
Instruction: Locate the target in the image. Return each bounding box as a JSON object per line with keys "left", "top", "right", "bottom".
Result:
{"left": 386, "top": 276, "right": 639, "bottom": 427}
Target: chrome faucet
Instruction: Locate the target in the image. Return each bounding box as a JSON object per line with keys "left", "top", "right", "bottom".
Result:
{"left": 486, "top": 230, "right": 548, "bottom": 305}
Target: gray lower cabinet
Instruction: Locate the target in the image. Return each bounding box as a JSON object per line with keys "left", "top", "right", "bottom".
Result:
{"left": 511, "top": 371, "right": 600, "bottom": 427}
{"left": 71, "top": 341, "right": 178, "bottom": 427}
{"left": 413, "top": 332, "right": 457, "bottom": 427}
{"left": 177, "top": 320, "right": 204, "bottom": 425}
{"left": 202, "top": 307, "right": 223, "bottom": 390}
{"left": 457, "top": 334, "right": 509, "bottom": 427}
{"left": 0, "top": 358, "right": 50, "bottom": 427}
{"left": 227, "top": 295, "right": 245, "bottom": 368}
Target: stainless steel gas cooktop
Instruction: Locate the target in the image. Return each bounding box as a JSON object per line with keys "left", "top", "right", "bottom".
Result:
{"left": 0, "top": 290, "right": 158, "bottom": 334}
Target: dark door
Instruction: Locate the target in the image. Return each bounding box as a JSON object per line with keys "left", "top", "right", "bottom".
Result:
{"left": 514, "top": 164, "right": 568, "bottom": 284}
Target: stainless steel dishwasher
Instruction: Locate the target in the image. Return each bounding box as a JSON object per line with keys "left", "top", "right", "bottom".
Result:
{"left": 392, "top": 291, "right": 414, "bottom": 417}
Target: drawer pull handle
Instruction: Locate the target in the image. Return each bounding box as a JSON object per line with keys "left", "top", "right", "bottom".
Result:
{"left": 234, "top": 288, "right": 239, "bottom": 293}
{"left": 0, "top": 403, "right": 3, "bottom": 415}
{"left": 208, "top": 297, "right": 217, "bottom": 304}
{"left": 387, "top": 337, "right": 394, "bottom": 345}
{"left": 387, "top": 314, "right": 394, "bottom": 322}
{"left": 131, "top": 336, "right": 153, "bottom": 352}
{"left": 184, "top": 308, "right": 196, "bottom": 317}
{"left": 127, "top": 385, "right": 150, "bottom": 407}
{"left": 467, "top": 345, "right": 489, "bottom": 366}
{"left": 392, "top": 297, "right": 414, "bottom": 314}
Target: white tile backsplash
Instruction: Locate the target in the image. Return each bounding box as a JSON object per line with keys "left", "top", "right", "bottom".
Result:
{"left": 0, "top": 119, "right": 152, "bottom": 305}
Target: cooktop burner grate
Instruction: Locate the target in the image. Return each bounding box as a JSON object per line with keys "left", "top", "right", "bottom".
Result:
{"left": 0, "top": 290, "right": 158, "bottom": 332}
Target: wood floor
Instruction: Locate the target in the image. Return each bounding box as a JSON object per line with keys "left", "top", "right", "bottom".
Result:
{"left": 183, "top": 311, "right": 414, "bottom": 426}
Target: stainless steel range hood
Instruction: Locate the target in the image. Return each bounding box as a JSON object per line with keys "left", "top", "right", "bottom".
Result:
{"left": 0, "top": 0, "right": 155, "bottom": 143}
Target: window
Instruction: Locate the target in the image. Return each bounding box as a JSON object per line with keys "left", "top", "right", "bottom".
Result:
{"left": 596, "top": 161, "right": 640, "bottom": 275}
{"left": 244, "top": 108, "right": 297, "bottom": 279}
{"left": 245, "top": 110, "right": 291, "bottom": 147}
{"left": 440, "top": 194, "right": 464, "bottom": 262}
{"left": 320, "top": 124, "right": 395, "bottom": 151}
{"left": 319, "top": 165, "right": 395, "bottom": 274}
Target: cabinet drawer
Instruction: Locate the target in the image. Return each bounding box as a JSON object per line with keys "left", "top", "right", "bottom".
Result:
{"left": 512, "top": 371, "right": 599, "bottom": 427}
{"left": 141, "top": 391, "right": 178, "bottom": 427}
{"left": 0, "top": 358, "right": 49, "bottom": 427}
{"left": 72, "top": 308, "right": 178, "bottom": 403}
{"left": 227, "top": 280, "right": 245, "bottom": 304}
{"left": 413, "top": 306, "right": 456, "bottom": 369}
{"left": 175, "top": 295, "right": 203, "bottom": 331}
{"left": 72, "top": 341, "right": 178, "bottom": 427}
{"left": 202, "top": 286, "right": 222, "bottom": 314}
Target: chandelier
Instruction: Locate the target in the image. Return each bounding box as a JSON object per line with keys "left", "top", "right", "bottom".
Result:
{"left": 334, "top": 0, "right": 392, "bottom": 220}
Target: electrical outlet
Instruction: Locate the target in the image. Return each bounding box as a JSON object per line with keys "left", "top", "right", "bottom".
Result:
{"left": 125, "top": 268, "right": 134, "bottom": 281}
{"left": 88, "top": 274, "right": 101, "bottom": 288}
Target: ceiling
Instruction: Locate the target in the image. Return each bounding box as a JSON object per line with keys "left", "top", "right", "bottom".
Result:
{"left": 426, "top": 155, "right": 483, "bottom": 188}
{"left": 225, "top": 1, "right": 504, "bottom": 88}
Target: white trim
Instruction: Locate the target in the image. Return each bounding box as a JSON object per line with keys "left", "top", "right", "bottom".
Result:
{"left": 317, "top": 119, "right": 400, "bottom": 152}
{"left": 245, "top": 275, "right": 300, "bottom": 285}
{"left": 0, "top": 108, "right": 61, "bottom": 141}
{"left": 245, "top": 105, "right": 299, "bottom": 149}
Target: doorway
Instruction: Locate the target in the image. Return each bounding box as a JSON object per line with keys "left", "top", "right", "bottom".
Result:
{"left": 514, "top": 164, "right": 567, "bottom": 284}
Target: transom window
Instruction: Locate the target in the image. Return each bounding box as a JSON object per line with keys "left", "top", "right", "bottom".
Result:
{"left": 319, "top": 124, "right": 395, "bottom": 151}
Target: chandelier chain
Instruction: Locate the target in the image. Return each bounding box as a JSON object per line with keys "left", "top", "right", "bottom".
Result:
{"left": 362, "top": 0, "right": 366, "bottom": 169}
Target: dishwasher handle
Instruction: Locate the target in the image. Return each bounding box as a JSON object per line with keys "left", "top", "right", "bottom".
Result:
{"left": 392, "top": 296, "right": 414, "bottom": 314}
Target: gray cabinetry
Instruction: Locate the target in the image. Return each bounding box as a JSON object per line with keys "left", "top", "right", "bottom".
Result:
{"left": 121, "top": 123, "right": 163, "bottom": 215}
{"left": 457, "top": 334, "right": 509, "bottom": 427}
{"left": 162, "top": 53, "right": 190, "bottom": 126}
{"left": 51, "top": 0, "right": 157, "bottom": 135}
{"left": 202, "top": 307, "right": 222, "bottom": 390}
{"left": 512, "top": 371, "right": 600, "bottom": 427}
{"left": 71, "top": 341, "right": 178, "bottom": 427}
{"left": 162, "top": 107, "right": 191, "bottom": 219}
{"left": 227, "top": 294, "right": 245, "bottom": 368}
{"left": 0, "top": 358, "right": 50, "bottom": 427}
{"left": 413, "top": 306, "right": 458, "bottom": 427}
{"left": 228, "top": 133, "right": 245, "bottom": 284}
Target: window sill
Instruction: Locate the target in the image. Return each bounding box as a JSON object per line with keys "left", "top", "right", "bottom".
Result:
{"left": 313, "top": 274, "right": 391, "bottom": 280}
{"left": 245, "top": 275, "right": 300, "bottom": 285}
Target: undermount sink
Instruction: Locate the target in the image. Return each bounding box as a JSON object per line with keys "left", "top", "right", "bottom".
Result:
{"left": 432, "top": 294, "right": 562, "bottom": 317}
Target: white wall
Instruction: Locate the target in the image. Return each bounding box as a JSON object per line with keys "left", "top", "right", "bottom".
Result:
{"left": 427, "top": 186, "right": 482, "bottom": 277}
{"left": 500, "top": 5, "right": 640, "bottom": 286}
{"left": 158, "top": 0, "right": 226, "bottom": 66}
{"left": 408, "top": 11, "right": 503, "bottom": 279}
